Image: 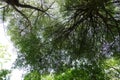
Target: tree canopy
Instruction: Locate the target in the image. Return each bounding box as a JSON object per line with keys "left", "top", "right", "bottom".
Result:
{"left": 0, "top": 0, "right": 120, "bottom": 79}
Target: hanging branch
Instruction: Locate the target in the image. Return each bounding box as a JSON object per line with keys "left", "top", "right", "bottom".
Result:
{"left": 0, "top": 0, "right": 55, "bottom": 33}
{"left": 57, "top": 0, "right": 120, "bottom": 38}
{"left": 0, "top": 0, "right": 55, "bottom": 23}
{"left": 4, "top": 0, "right": 45, "bottom": 12}
{"left": 2, "top": 0, "right": 54, "bottom": 15}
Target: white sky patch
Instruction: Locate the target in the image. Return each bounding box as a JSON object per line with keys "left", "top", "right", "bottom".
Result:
{"left": 10, "top": 69, "right": 26, "bottom": 80}
{"left": 0, "top": 22, "right": 24, "bottom": 80}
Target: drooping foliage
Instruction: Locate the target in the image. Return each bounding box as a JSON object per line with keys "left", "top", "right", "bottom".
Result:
{"left": 0, "top": 0, "right": 120, "bottom": 79}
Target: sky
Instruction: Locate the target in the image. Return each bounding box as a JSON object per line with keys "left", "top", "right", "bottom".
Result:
{"left": 0, "top": 22, "right": 24, "bottom": 80}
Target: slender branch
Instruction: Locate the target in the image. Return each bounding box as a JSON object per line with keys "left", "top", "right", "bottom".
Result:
{"left": 12, "top": 5, "right": 32, "bottom": 33}
{"left": 12, "top": 5, "right": 30, "bottom": 24}
{"left": 4, "top": 0, "right": 55, "bottom": 16}
{"left": 97, "top": 12, "right": 115, "bottom": 40}
{"left": 17, "top": 4, "right": 46, "bottom": 13}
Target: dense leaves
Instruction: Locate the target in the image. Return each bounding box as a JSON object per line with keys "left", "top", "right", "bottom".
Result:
{"left": 0, "top": 69, "right": 10, "bottom": 80}
{"left": 0, "top": 0, "right": 120, "bottom": 79}
{"left": 24, "top": 70, "right": 41, "bottom": 80}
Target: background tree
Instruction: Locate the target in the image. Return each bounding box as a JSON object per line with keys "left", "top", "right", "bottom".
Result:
{"left": 0, "top": 69, "right": 10, "bottom": 80}
{"left": 0, "top": 44, "right": 11, "bottom": 80}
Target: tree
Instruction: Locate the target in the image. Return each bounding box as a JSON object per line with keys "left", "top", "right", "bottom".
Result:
{"left": 0, "top": 69, "right": 10, "bottom": 80}
{"left": 0, "top": 44, "right": 11, "bottom": 68}
{"left": 0, "top": 0, "right": 120, "bottom": 79}
{"left": 0, "top": 44, "right": 11, "bottom": 80}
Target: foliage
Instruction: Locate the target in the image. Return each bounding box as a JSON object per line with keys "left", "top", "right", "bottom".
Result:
{"left": 0, "top": 44, "right": 11, "bottom": 80}
{"left": 24, "top": 70, "right": 41, "bottom": 80}
{"left": 0, "top": 44, "right": 11, "bottom": 67}
{"left": 0, "top": 69, "right": 10, "bottom": 80}
{"left": 0, "top": 0, "right": 120, "bottom": 79}
{"left": 54, "top": 59, "right": 108, "bottom": 80}
{"left": 41, "top": 74, "right": 55, "bottom": 80}
{"left": 103, "top": 57, "right": 120, "bottom": 79}
{"left": 24, "top": 57, "right": 120, "bottom": 80}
